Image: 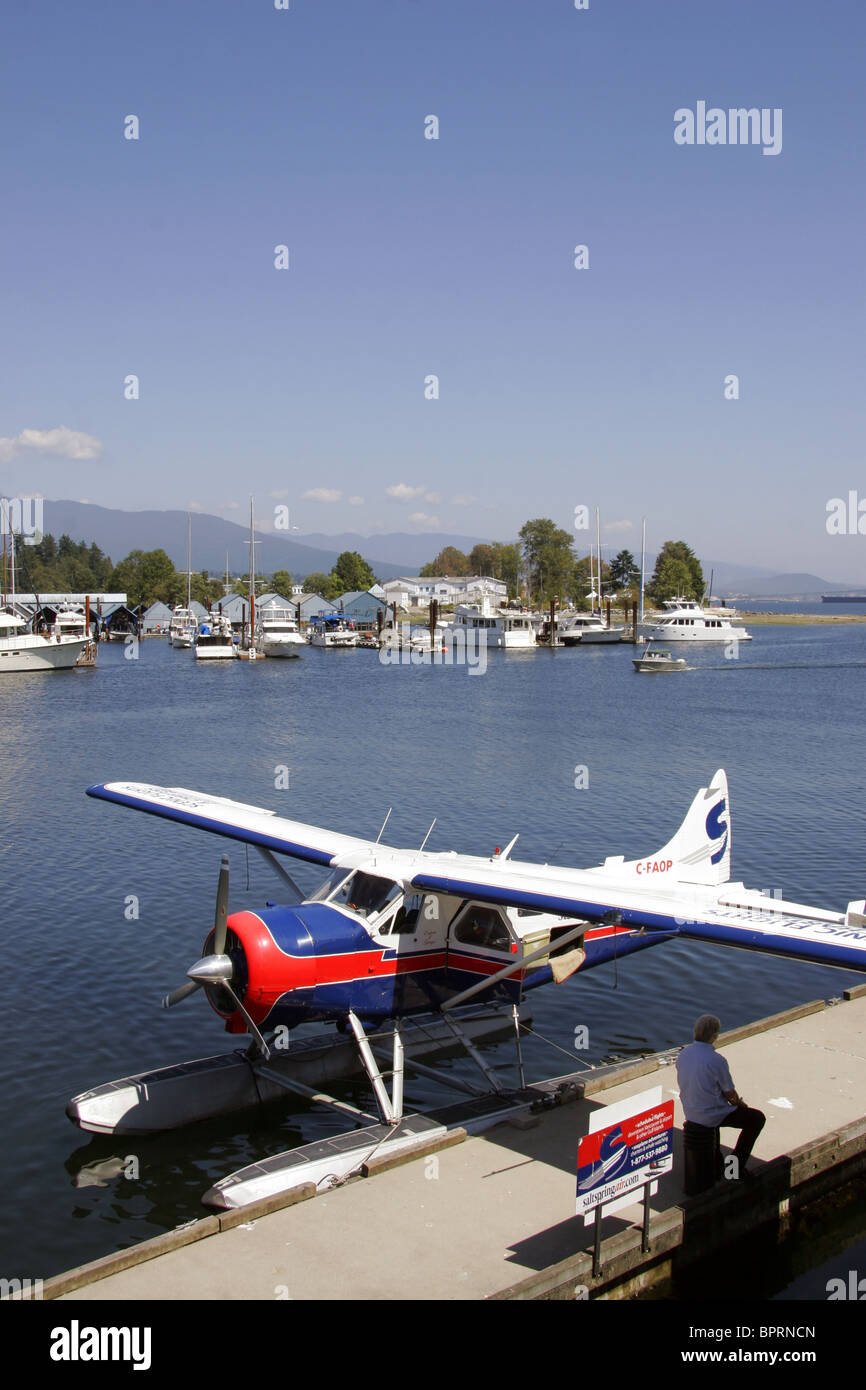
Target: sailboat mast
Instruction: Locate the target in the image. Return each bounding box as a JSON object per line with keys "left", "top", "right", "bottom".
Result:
{"left": 247, "top": 495, "right": 257, "bottom": 650}
{"left": 639, "top": 517, "right": 646, "bottom": 623}
{"left": 186, "top": 514, "right": 192, "bottom": 608}
{"left": 596, "top": 506, "right": 601, "bottom": 613}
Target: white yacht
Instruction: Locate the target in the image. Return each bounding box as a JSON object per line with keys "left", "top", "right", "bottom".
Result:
{"left": 170, "top": 515, "right": 197, "bottom": 647}
{"left": 560, "top": 613, "right": 625, "bottom": 645}
{"left": 194, "top": 613, "right": 236, "bottom": 660}
{"left": 449, "top": 599, "right": 536, "bottom": 650}
{"left": 257, "top": 603, "right": 304, "bottom": 657}
{"left": 639, "top": 598, "right": 752, "bottom": 644}
{"left": 169, "top": 607, "right": 197, "bottom": 648}
{"left": 0, "top": 611, "right": 91, "bottom": 672}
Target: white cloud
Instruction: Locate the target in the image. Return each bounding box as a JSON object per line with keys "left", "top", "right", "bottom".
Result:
{"left": 603, "top": 519, "right": 633, "bottom": 533}
{"left": 302, "top": 488, "right": 342, "bottom": 503}
{"left": 408, "top": 511, "right": 440, "bottom": 529}
{"left": 386, "top": 483, "right": 425, "bottom": 502}
{"left": 451, "top": 493, "right": 476, "bottom": 506}
{"left": 0, "top": 425, "right": 102, "bottom": 464}
{"left": 424, "top": 491, "right": 442, "bottom": 504}
{"left": 270, "top": 488, "right": 289, "bottom": 499}
{"left": 188, "top": 501, "right": 205, "bottom": 511}
{"left": 349, "top": 495, "right": 365, "bottom": 506}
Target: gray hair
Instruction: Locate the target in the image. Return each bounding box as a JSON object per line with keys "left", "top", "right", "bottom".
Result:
{"left": 694, "top": 1014, "right": 721, "bottom": 1044}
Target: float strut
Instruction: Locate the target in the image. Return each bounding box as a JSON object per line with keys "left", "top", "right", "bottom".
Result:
{"left": 347, "top": 1010, "right": 403, "bottom": 1124}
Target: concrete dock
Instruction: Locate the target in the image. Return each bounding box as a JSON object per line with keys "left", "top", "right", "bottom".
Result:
{"left": 46, "top": 986, "right": 866, "bottom": 1301}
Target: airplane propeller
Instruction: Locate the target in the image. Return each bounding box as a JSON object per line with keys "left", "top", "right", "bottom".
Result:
{"left": 162, "top": 854, "right": 270, "bottom": 1058}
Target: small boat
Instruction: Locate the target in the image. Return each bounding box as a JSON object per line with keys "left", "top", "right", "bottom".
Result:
{"left": 633, "top": 644, "right": 687, "bottom": 673}
{"left": 560, "top": 613, "right": 625, "bottom": 645}
{"left": 194, "top": 613, "right": 236, "bottom": 660}
{"left": 379, "top": 620, "right": 447, "bottom": 654}
{"left": 309, "top": 614, "right": 359, "bottom": 648}
{"left": 168, "top": 607, "right": 197, "bottom": 648}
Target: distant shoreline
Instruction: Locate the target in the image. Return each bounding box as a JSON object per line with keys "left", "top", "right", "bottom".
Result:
{"left": 737, "top": 611, "right": 866, "bottom": 625}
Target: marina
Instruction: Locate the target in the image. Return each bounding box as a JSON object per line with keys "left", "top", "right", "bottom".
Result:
{"left": 3, "top": 1, "right": 862, "bottom": 1339}
{"left": 2, "top": 619, "right": 865, "bottom": 1296}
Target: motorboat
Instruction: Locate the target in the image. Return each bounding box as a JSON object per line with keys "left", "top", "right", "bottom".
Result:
{"left": 379, "top": 620, "right": 447, "bottom": 655}
{"left": 194, "top": 613, "right": 236, "bottom": 660}
{"left": 560, "top": 613, "right": 625, "bottom": 645}
{"left": 0, "top": 610, "right": 91, "bottom": 672}
{"left": 257, "top": 603, "right": 304, "bottom": 657}
{"left": 51, "top": 603, "right": 98, "bottom": 666}
{"left": 639, "top": 597, "right": 752, "bottom": 643}
{"left": 309, "top": 614, "right": 359, "bottom": 648}
{"left": 449, "top": 599, "right": 535, "bottom": 650}
{"left": 169, "top": 607, "right": 197, "bottom": 648}
{"left": 170, "top": 515, "right": 198, "bottom": 648}
{"left": 632, "top": 644, "right": 687, "bottom": 673}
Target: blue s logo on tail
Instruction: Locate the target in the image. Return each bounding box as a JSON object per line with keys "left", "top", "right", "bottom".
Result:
{"left": 706, "top": 799, "right": 728, "bottom": 865}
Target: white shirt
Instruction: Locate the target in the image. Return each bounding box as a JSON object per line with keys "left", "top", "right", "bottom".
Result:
{"left": 676, "top": 1041, "right": 737, "bottom": 1126}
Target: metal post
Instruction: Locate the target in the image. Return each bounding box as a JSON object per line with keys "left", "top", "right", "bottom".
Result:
{"left": 592, "top": 1204, "right": 603, "bottom": 1278}
{"left": 512, "top": 1004, "right": 526, "bottom": 1090}
{"left": 639, "top": 1184, "right": 653, "bottom": 1251}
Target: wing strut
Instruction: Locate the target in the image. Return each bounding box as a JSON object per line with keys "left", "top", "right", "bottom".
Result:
{"left": 441, "top": 919, "right": 591, "bottom": 1013}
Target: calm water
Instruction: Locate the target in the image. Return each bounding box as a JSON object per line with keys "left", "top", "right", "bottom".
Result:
{"left": 1, "top": 625, "right": 864, "bottom": 1278}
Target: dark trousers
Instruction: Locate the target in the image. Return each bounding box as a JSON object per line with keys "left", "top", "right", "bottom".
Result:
{"left": 720, "top": 1104, "right": 766, "bottom": 1166}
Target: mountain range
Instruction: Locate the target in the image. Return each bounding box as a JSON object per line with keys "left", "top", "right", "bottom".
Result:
{"left": 32, "top": 501, "right": 858, "bottom": 597}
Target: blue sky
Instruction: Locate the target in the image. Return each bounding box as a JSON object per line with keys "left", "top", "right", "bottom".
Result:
{"left": 1, "top": 0, "right": 863, "bottom": 578}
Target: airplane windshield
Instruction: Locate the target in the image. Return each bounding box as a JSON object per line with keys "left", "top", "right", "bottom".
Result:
{"left": 308, "top": 868, "right": 354, "bottom": 903}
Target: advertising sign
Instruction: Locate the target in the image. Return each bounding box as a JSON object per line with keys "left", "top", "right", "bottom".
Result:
{"left": 577, "top": 1086, "right": 674, "bottom": 1221}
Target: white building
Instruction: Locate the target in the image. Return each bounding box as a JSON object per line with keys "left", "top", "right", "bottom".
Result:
{"left": 381, "top": 575, "right": 507, "bottom": 609}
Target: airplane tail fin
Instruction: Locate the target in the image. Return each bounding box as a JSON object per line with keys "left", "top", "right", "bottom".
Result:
{"left": 598, "top": 769, "right": 732, "bottom": 887}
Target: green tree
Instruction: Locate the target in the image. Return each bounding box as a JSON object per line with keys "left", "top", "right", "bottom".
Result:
{"left": 519, "top": 519, "right": 575, "bottom": 606}
{"left": 331, "top": 550, "right": 375, "bottom": 593}
{"left": 271, "top": 569, "right": 295, "bottom": 597}
{"left": 647, "top": 541, "right": 704, "bottom": 604}
{"left": 110, "top": 548, "right": 178, "bottom": 606}
{"left": 468, "top": 543, "right": 495, "bottom": 574}
{"left": 302, "top": 571, "right": 340, "bottom": 601}
{"left": 420, "top": 546, "right": 471, "bottom": 577}
{"left": 609, "top": 549, "right": 639, "bottom": 591}
{"left": 489, "top": 542, "right": 522, "bottom": 598}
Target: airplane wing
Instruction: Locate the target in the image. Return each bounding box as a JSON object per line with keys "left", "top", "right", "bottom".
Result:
{"left": 87, "top": 775, "right": 866, "bottom": 973}
{"left": 86, "top": 782, "right": 376, "bottom": 866}
{"left": 411, "top": 855, "right": 866, "bottom": 972}
{"left": 411, "top": 766, "right": 866, "bottom": 974}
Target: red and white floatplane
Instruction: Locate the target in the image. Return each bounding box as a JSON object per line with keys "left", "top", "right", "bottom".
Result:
{"left": 68, "top": 770, "right": 866, "bottom": 1208}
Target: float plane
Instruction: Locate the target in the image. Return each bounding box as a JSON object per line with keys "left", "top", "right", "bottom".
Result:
{"left": 69, "top": 771, "right": 866, "bottom": 1198}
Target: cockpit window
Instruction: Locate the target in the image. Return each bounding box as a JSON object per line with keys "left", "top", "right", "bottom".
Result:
{"left": 453, "top": 905, "right": 512, "bottom": 951}
{"left": 330, "top": 871, "right": 402, "bottom": 919}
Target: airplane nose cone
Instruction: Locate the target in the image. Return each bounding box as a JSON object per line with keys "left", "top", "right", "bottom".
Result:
{"left": 187, "top": 954, "right": 233, "bottom": 984}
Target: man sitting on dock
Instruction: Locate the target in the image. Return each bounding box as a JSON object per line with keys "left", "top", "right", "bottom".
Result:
{"left": 676, "top": 1014, "right": 766, "bottom": 1184}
